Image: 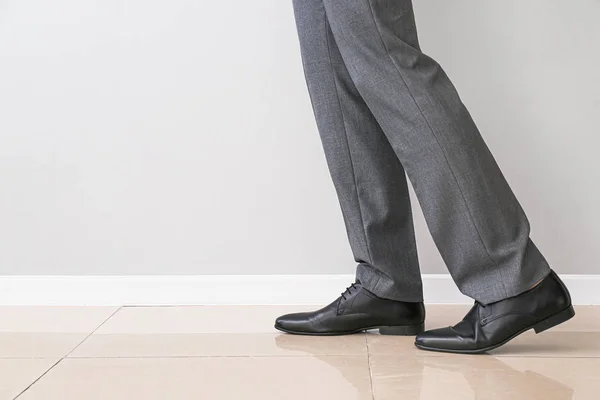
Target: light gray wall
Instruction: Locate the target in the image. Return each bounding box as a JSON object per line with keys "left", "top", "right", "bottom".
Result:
{"left": 0, "top": 1, "right": 598, "bottom": 276}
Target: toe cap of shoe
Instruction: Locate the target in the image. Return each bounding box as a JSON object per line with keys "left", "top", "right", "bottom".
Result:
{"left": 274, "top": 313, "right": 312, "bottom": 333}
{"left": 415, "top": 327, "right": 460, "bottom": 350}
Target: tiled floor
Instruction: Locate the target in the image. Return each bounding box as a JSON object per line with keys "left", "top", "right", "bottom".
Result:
{"left": 1, "top": 305, "right": 599, "bottom": 399}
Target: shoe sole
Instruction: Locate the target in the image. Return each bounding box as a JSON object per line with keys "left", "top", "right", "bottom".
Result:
{"left": 414, "top": 305, "right": 576, "bottom": 355}
{"left": 274, "top": 323, "right": 425, "bottom": 336}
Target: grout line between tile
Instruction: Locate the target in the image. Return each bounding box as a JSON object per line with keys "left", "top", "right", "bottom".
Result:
{"left": 365, "top": 334, "right": 375, "bottom": 400}
{"left": 63, "top": 306, "right": 123, "bottom": 358}
{"left": 12, "top": 353, "right": 600, "bottom": 360}
{"left": 56, "top": 354, "right": 365, "bottom": 360}
{"left": 12, "top": 307, "right": 123, "bottom": 399}
{"left": 13, "top": 358, "right": 63, "bottom": 400}
{"left": 0, "top": 357, "right": 65, "bottom": 360}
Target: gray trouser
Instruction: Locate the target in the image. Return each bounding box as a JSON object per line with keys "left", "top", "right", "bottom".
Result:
{"left": 291, "top": 0, "right": 551, "bottom": 304}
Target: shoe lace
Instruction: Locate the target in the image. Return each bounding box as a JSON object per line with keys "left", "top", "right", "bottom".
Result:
{"left": 341, "top": 283, "right": 358, "bottom": 301}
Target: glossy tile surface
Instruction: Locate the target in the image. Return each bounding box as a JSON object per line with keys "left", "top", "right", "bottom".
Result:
{"left": 19, "top": 357, "right": 373, "bottom": 400}
{"left": 369, "top": 355, "right": 600, "bottom": 399}
{"left": 0, "top": 307, "right": 118, "bottom": 358}
{"left": 0, "top": 307, "right": 119, "bottom": 333}
{"left": 0, "top": 333, "right": 90, "bottom": 359}
{"left": 550, "top": 305, "right": 600, "bottom": 331}
{"left": 3, "top": 305, "right": 599, "bottom": 399}
{"left": 71, "top": 333, "right": 367, "bottom": 357}
{"left": 489, "top": 330, "right": 600, "bottom": 358}
{"left": 0, "top": 359, "right": 57, "bottom": 399}
{"left": 71, "top": 306, "right": 366, "bottom": 357}
{"left": 93, "top": 306, "right": 310, "bottom": 334}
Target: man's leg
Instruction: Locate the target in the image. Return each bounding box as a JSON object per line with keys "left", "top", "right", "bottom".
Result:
{"left": 319, "top": 0, "right": 573, "bottom": 352}
{"left": 321, "top": 0, "right": 550, "bottom": 305}
{"left": 273, "top": 0, "right": 426, "bottom": 336}
{"left": 291, "top": 0, "right": 423, "bottom": 302}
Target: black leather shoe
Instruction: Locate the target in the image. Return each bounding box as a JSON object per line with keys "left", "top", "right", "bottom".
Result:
{"left": 274, "top": 282, "right": 425, "bottom": 336}
{"left": 415, "top": 270, "right": 575, "bottom": 354}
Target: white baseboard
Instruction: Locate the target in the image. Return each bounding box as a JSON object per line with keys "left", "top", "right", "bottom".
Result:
{"left": 0, "top": 274, "right": 598, "bottom": 306}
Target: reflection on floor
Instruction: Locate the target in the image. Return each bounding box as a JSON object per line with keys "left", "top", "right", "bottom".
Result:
{"left": 1, "top": 305, "right": 598, "bottom": 399}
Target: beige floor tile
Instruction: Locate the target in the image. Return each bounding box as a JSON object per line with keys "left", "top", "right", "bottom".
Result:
{"left": 19, "top": 356, "right": 372, "bottom": 400}
{"left": 366, "top": 334, "right": 431, "bottom": 357}
{"left": 0, "top": 358, "right": 58, "bottom": 399}
{"left": 0, "top": 333, "right": 89, "bottom": 358}
{"left": 74, "top": 305, "right": 366, "bottom": 357}
{"left": 556, "top": 306, "right": 600, "bottom": 332}
{"left": 0, "top": 307, "right": 119, "bottom": 333}
{"left": 95, "top": 305, "right": 313, "bottom": 334}
{"left": 71, "top": 332, "right": 367, "bottom": 357}
{"left": 0, "top": 307, "right": 118, "bottom": 358}
{"left": 369, "top": 354, "right": 599, "bottom": 400}
{"left": 490, "top": 330, "right": 600, "bottom": 358}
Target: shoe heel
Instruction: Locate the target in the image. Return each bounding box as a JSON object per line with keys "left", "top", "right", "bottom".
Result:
{"left": 533, "top": 306, "right": 575, "bottom": 334}
{"left": 379, "top": 323, "right": 424, "bottom": 336}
